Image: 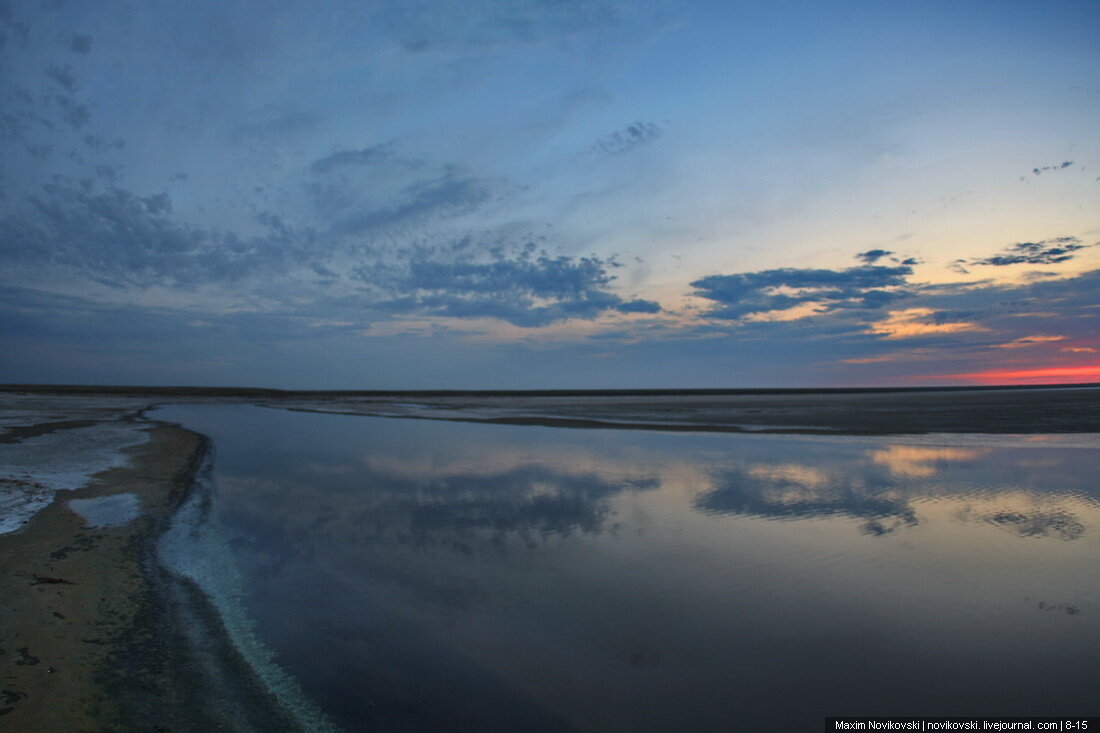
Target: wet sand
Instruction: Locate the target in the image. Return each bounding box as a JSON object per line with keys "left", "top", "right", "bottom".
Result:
{"left": 0, "top": 385, "right": 1097, "bottom": 730}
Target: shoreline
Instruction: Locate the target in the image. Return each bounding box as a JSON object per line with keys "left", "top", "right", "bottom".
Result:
{"left": 0, "top": 415, "right": 297, "bottom": 731}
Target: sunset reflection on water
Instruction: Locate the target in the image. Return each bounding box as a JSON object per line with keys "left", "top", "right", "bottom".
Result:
{"left": 155, "top": 405, "right": 1100, "bottom": 732}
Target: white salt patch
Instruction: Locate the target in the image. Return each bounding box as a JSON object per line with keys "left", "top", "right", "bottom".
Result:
{"left": 0, "top": 479, "right": 54, "bottom": 534}
{"left": 68, "top": 492, "right": 141, "bottom": 528}
{"left": 0, "top": 394, "right": 152, "bottom": 432}
{"left": 0, "top": 422, "right": 150, "bottom": 534}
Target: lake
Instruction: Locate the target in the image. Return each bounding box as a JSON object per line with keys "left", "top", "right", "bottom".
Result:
{"left": 151, "top": 404, "right": 1100, "bottom": 731}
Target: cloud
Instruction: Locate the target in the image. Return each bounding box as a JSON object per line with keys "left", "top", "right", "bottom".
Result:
{"left": 828, "top": 269, "right": 1100, "bottom": 377}
{"left": 52, "top": 94, "right": 89, "bottom": 128}
{"left": 374, "top": 0, "right": 640, "bottom": 52}
{"left": 0, "top": 172, "right": 652, "bottom": 328}
{"left": 865, "top": 308, "right": 989, "bottom": 340}
{"left": 310, "top": 143, "right": 399, "bottom": 175}
{"left": 691, "top": 263, "right": 913, "bottom": 320}
{"left": 991, "top": 334, "right": 1065, "bottom": 349}
{"left": 321, "top": 462, "right": 658, "bottom": 540}
{"left": 0, "top": 180, "right": 281, "bottom": 288}
{"left": 0, "top": 2, "right": 30, "bottom": 44}
{"left": 45, "top": 63, "right": 77, "bottom": 92}
{"left": 0, "top": 0, "right": 673, "bottom": 341}
{"left": 1031, "top": 161, "right": 1073, "bottom": 175}
{"left": 855, "top": 249, "right": 892, "bottom": 264}
{"left": 695, "top": 463, "right": 918, "bottom": 533}
{"left": 381, "top": 246, "right": 660, "bottom": 326}
{"left": 983, "top": 509, "right": 1083, "bottom": 540}
{"left": 68, "top": 33, "right": 92, "bottom": 54}
{"left": 615, "top": 298, "right": 661, "bottom": 314}
{"left": 591, "top": 121, "right": 661, "bottom": 156}
{"left": 329, "top": 164, "right": 502, "bottom": 236}
{"left": 958, "top": 237, "right": 1094, "bottom": 269}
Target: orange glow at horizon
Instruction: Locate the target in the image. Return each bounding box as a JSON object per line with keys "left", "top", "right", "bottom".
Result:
{"left": 944, "top": 363, "right": 1100, "bottom": 385}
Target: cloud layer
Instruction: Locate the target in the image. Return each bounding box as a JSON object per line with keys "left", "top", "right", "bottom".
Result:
{"left": 691, "top": 264, "right": 913, "bottom": 319}
{"left": 0, "top": 0, "right": 1097, "bottom": 387}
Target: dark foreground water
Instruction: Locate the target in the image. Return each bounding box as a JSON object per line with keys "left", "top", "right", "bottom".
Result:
{"left": 152, "top": 405, "right": 1100, "bottom": 731}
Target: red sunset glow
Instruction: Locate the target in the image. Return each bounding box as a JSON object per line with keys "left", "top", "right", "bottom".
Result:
{"left": 947, "top": 364, "right": 1100, "bottom": 385}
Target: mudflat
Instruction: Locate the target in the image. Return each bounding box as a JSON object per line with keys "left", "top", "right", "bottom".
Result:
{"left": 268, "top": 385, "right": 1100, "bottom": 434}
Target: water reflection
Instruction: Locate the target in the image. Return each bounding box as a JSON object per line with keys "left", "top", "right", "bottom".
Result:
{"left": 869, "top": 444, "right": 986, "bottom": 477}
{"left": 695, "top": 440, "right": 1095, "bottom": 540}
{"left": 226, "top": 462, "right": 659, "bottom": 555}
{"left": 152, "top": 406, "right": 1100, "bottom": 732}
{"left": 696, "top": 463, "right": 919, "bottom": 529}
{"left": 963, "top": 506, "right": 1086, "bottom": 540}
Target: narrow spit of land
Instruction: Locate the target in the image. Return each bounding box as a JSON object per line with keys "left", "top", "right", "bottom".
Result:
{"left": 0, "top": 396, "right": 298, "bottom": 731}
{"left": 9, "top": 382, "right": 1094, "bottom": 434}
{"left": 257, "top": 384, "right": 1100, "bottom": 434}
{"left": 0, "top": 384, "right": 1097, "bottom": 731}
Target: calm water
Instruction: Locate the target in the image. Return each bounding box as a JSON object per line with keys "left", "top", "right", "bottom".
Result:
{"left": 153, "top": 405, "right": 1100, "bottom": 731}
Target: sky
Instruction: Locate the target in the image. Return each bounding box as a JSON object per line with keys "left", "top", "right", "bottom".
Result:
{"left": 0, "top": 0, "right": 1097, "bottom": 389}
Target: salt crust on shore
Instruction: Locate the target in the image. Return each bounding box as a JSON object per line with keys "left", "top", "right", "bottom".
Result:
{"left": 0, "top": 421, "right": 150, "bottom": 534}
{"left": 0, "top": 393, "right": 153, "bottom": 428}
{"left": 68, "top": 491, "right": 141, "bottom": 528}
{"left": 159, "top": 456, "right": 339, "bottom": 732}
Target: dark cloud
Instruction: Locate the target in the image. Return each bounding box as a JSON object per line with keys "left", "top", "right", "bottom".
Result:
{"left": 855, "top": 249, "right": 892, "bottom": 264}
{"left": 615, "top": 298, "right": 661, "bottom": 314}
{"left": 376, "top": 0, "right": 633, "bottom": 52}
{"left": 45, "top": 63, "right": 77, "bottom": 92}
{"left": 924, "top": 267, "right": 1100, "bottom": 317}
{"left": 0, "top": 179, "right": 283, "bottom": 287}
{"left": 961, "top": 237, "right": 1094, "bottom": 268}
{"left": 381, "top": 246, "right": 660, "bottom": 326}
{"left": 82, "top": 134, "right": 124, "bottom": 151}
{"left": 52, "top": 94, "right": 88, "bottom": 128}
{"left": 330, "top": 165, "right": 500, "bottom": 236}
{"left": 0, "top": 284, "right": 367, "bottom": 349}
{"left": 68, "top": 32, "right": 92, "bottom": 54}
{"left": 0, "top": 0, "right": 672, "bottom": 344}
{"left": 856, "top": 250, "right": 920, "bottom": 267}
{"left": 691, "top": 263, "right": 913, "bottom": 319}
{"left": 0, "top": 173, "right": 650, "bottom": 327}
{"left": 310, "top": 143, "right": 398, "bottom": 175}
{"left": 1031, "top": 161, "right": 1073, "bottom": 175}
{"left": 822, "top": 268, "right": 1100, "bottom": 373}
{"left": 93, "top": 164, "right": 117, "bottom": 181}
{"left": 0, "top": 1, "right": 30, "bottom": 45}
{"left": 592, "top": 121, "right": 661, "bottom": 156}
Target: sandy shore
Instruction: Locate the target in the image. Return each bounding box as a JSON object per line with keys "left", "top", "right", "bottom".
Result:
{"left": 0, "top": 422, "right": 197, "bottom": 728}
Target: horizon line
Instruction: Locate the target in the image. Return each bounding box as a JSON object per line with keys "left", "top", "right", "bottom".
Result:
{"left": 3, "top": 382, "right": 1099, "bottom": 398}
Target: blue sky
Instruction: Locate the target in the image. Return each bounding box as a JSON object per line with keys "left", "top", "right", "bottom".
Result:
{"left": 1, "top": 0, "right": 1097, "bottom": 388}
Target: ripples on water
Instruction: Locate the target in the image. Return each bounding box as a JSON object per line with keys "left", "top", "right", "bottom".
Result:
{"left": 153, "top": 405, "right": 1100, "bottom": 732}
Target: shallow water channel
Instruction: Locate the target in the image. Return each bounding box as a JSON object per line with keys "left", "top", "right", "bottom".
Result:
{"left": 151, "top": 404, "right": 1100, "bottom": 731}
